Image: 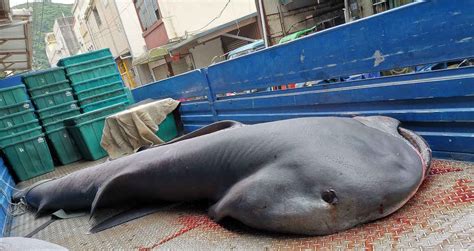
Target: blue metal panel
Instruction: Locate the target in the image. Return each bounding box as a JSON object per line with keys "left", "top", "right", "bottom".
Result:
{"left": 433, "top": 151, "right": 474, "bottom": 162}
{"left": 0, "top": 157, "right": 14, "bottom": 237}
{"left": 132, "top": 70, "right": 209, "bottom": 101}
{"left": 0, "top": 76, "right": 23, "bottom": 88}
{"left": 214, "top": 67, "right": 474, "bottom": 119}
{"left": 207, "top": 0, "right": 474, "bottom": 94}
{"left": 180, "top": 101, "right": 215, "bottom": 132}
{"left": 132, "top": 1, "right": 474, "bottom": 160}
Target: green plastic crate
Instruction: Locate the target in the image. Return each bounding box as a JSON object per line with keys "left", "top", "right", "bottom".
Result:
{"left": 124, "top": 87, "right": 135, "bottom": 105}
{"left": 0, "top": 133, "right": 54, "bottom": 181}
{"left": 71, "top": 74, "right": 123, "bottom": 92}
{"left": 22, "top": 68, "right": 67, "bottom": 89}
{"left": 0, "top": 110, "right": 37, "bottom": 128}
{"left": 78, "top": 87, "right": 126, "bottom": 106}
{"left": 0, "top": 126, "right": 42, "bottom": 146}
{"left": 0, "top": 119, "right": 40, "bottom": 139}
{"left": 75, "top": 81, "right": 124, "bottom": 100}
{"left": 62, "top": 56, "right": 115, "bottom": 75}
{"left": 39, "top": 108, "right": 81, "bottom": 125}
{"left": 0, "top": 85, "right": 29, "bottom": 107}
{"left": 36, "top": 101, "right": 79, "bottom": 119}
{"left": 30, "top": 88, "right": 75, "bottom": 109}
{"left": 43, "top": 119, "right": 67, "bottom": 132}
{"left": 64, "top": 102, "right": 127, "bottom": 126}
{"left": 156, "top": 114, "right": 179, "bottom": 142}
{"left": 0, "top": 101, "right": 32, "bottom": 117}
{"left": 67, "top": 116, "right": 109, "bottom": 160}
{"left": 58, "top": 48, "right": 112, "bottom": 68}
{"left": 81, "top": 94, "right": 130, "bottom": 113}
{"left": 45, "top": 126, "right": 82, "bottom": 165}
{"left": 67, "top": 62, "right": 119, "bottom": 84}
{"left": 28, "top": 80, "right": 70, "bottom": 97}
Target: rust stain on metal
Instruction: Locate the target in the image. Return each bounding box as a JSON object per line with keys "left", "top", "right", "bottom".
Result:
{"left": 429, "top": 167, "right": 463, "bottom": 175}
{"left": 139, "top": 215, "right": 219, "bottom": 250}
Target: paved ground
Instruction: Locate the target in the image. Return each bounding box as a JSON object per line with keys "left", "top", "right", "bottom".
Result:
{"left": 6, "top": 159, "right": 474, "bottom": 250}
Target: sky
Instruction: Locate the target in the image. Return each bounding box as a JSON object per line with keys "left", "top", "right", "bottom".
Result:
{"left": 10, "top": 0, "right": 75, "bottom": 7}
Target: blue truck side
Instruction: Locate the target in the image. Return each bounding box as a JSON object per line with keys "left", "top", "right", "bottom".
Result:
{"left": 132, "top": 0, "right": 474, "bottom": 162}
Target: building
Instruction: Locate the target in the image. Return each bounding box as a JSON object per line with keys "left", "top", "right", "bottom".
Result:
{"left": 45, "top": 16, "right": 80, "bottom": 67}
{"left": 0, "top": 2, "right": 33, "bottom": 76}
{"left": 345, "top": 0, "right": 414, "bottom": 21}
{"left": 44, "top": 32, "right": 59, "bottom": 66}
{"left": 71, "top": 0, "right": 95, "bottom": 53}
{"left": 255, "top": 0, "right": 414, "bottom": 46}
{"left": 73, "top": 0, "right": 147, "bottom": 88}
{"left": 133, "top": 0, "right": 259, "bottom": 84}
{"left": 255, "top": 0, "right": 345, "bottom": 46}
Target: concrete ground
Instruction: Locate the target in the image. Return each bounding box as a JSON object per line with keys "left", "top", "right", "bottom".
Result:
{"left": 6, "top": 159, "right": 474, "bottom": 250}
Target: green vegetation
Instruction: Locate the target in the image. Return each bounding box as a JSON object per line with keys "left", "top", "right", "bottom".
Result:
{"left": 13, "top": 2, "right": 73, "bottom": 69}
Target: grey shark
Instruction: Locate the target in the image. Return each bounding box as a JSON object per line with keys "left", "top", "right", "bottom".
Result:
{"left": 14, "top": 116, "right": 431, "bottom": 235}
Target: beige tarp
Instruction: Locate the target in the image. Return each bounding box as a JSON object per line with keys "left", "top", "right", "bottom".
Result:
{"left": 101, "top": 98, "right": 180, "bottom": 159}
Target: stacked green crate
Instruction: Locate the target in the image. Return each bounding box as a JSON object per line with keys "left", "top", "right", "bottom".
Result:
{"left": 57, "top": 49, "right": 133, "bottom": 160}
{"left": 22, "top": 68, "right": 82, "bottom": 165}
{"left": 64, "top": 102, "right": 128, "bottom": 160}
{"left": 0, "top": 85, "right": 54, "bottom": 181}
{"left": 58, "top": 49, "right": 133, "bottom": 112}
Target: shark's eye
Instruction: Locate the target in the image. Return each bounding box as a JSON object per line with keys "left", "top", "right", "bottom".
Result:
{"left": 322, "top": 189, "right": 338, "bottom": 205}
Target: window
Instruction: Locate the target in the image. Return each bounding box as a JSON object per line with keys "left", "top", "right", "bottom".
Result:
{"left": 92, "top": 7, "right": 102, "bottom": 26}
{"left": 135, "top": 0, "right": 161, "bottom": 30}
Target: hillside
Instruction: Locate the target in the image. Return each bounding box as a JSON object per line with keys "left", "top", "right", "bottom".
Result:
{"left": 13, "top": 2, "right": 73, "bottom": 69}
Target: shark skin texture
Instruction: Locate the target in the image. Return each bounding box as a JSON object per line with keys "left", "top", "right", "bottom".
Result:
{"left": 14, "top": 116, "right": 431, "bottom": 236}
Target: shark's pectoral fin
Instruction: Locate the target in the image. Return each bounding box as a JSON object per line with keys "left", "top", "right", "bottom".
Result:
{"left": 90, "top": 203, "right": 183, "bottom": 233}
{"left": 90, "top": 172, "right": 142, "bottom": 216}
{"left": 208, "top": 166, "right": 319, "bottom": 234}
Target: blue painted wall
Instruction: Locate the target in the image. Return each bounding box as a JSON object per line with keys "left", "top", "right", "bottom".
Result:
{"left": 132, "top": 0, "right": 474, "bottom": 161}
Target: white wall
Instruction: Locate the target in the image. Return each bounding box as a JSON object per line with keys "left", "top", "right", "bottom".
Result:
{"left": 136, "top": 64, "right": 154, "bottom": 84}
{"left": 81, "top": 0, "right": 146, "bottom": 56}
{"left": 45, "top": 33, "right": 61, "bottom": 66}
{"left": 72, "top": 0, "right": 95, "bottom": 52}
{"left": 189, "top": 38, "right": 224, "bottom": 69}
{"left": 44, "top": 33, "right": 55, "bottom": 63}
{"left": 116, "top": 0, "right": 146, "bottom": 57}
{"left": 159, "top": 0, "right": 256, "bottom": 40}
{"left": 85, "top": 0, "right": 129, "bottom": 58}
{"left": 149, "top": 58, "right": 168, "bottom": 81}
{"left": 46, "top": 20, "right": 71, "bottom": 66}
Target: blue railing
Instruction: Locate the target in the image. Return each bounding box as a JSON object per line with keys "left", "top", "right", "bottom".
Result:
{"left": 132, "top": 0, "right": 474, "bottom": 161}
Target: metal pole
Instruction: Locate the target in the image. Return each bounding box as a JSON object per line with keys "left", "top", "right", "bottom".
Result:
{"left": 257, "top": 0, "right": 269, "bottom": 48}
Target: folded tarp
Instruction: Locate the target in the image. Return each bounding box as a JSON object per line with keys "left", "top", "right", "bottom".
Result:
{"left": 101, "top": 98, "right": 179, "bottom": 159}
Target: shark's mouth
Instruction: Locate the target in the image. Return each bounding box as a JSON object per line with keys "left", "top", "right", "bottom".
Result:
{"left": 398, "top": 127, "right": 432, "bottom": 177}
